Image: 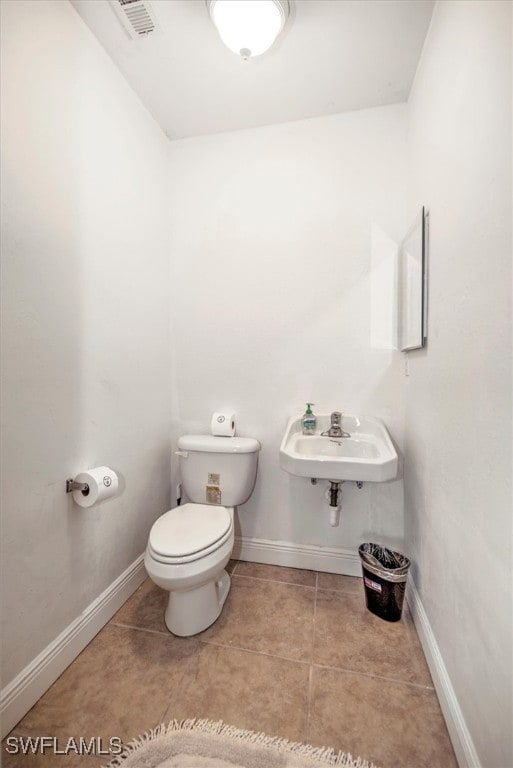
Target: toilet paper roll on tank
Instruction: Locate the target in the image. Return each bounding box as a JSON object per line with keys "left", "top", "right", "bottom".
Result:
{"left": 211, "top": 412, "right": 236, "bottom": 437}
{"left": 72, "top": 466, "right": 119, "bottom": 508}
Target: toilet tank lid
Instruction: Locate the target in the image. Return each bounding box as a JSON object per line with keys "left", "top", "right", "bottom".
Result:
{"left": 177, "top": 435, "right": 260, "bottom": 454}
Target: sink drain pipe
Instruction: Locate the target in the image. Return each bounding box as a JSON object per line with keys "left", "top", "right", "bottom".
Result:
{"left": 311, "top": 479, "right": 364, "bottom": 526}
{"left": 325, "top": 481, "right": 342, "bottom": 526}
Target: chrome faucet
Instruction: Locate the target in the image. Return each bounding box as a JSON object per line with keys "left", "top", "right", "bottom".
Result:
{"left": 321, "top": 411, "right": 350, "bottom": 438}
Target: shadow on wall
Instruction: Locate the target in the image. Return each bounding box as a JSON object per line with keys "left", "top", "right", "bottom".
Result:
{"left": 370, "top": 224, "right": 400, "bottom": 351}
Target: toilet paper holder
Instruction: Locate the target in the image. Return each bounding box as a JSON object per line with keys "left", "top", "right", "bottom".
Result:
{"left": 66, "top": 478, "right": 89, "bottom": 495}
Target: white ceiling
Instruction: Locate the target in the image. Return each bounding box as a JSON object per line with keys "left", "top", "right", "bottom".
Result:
{"left": 71, "top": 0, "right": 434, "bottom": 140}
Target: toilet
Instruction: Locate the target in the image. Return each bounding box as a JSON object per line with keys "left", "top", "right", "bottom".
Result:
{"left": 144, "top": 433, "right": 260, "bottom": 636}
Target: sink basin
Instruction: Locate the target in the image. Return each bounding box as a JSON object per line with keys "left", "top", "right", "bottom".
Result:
{"left": 279, "top": 413, "right": 398, "bottom": 482}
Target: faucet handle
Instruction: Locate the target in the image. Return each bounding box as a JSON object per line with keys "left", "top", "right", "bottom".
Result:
{"left": 331, "top": 411, "right": 342, "bottom": 425}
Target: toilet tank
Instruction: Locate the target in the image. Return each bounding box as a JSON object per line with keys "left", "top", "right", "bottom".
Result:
{"left": 177, "top": 435, "right": 260, "bottom": 507}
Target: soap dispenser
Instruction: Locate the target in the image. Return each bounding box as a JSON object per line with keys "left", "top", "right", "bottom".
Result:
{"left": 302, "top": 403, "right": 317, "bottom": 435}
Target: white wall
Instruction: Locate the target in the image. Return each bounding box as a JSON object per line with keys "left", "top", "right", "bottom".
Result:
{"left": 405, "top": 2, "right": 512, "bottom": 766}
{"left": 0, "top": 0, "right": 171, "bottom": 687}
{"left": 168, "top": 106, "right": 408, "bottom": 561}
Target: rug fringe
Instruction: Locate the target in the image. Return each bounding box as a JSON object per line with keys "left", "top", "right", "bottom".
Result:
{"left": 104, "top": 717, "right": 381, "bottom": 768}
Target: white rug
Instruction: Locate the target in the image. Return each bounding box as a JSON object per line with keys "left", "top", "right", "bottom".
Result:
{"left": 104, "top": 719, "right": 380, "bottom": 768}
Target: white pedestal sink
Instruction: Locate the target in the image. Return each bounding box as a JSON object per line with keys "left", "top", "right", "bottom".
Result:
{"left": 279, "top": 413, "right": 398, "bottom": 482}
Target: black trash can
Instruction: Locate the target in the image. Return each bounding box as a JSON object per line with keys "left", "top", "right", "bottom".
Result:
{"left": 358, "top": 543, "right": 411, "bottom": 622}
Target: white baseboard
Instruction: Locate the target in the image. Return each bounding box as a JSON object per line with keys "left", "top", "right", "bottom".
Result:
{"left": 233, "top": 535, "right": 361, "bottom": 577}
{"left": 0, "top": 554, "right": 146, "bottom": 739}
{"left": 406, "top": 579, "right": 480, "bottom": 768}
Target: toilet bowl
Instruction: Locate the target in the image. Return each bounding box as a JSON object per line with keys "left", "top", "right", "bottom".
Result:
{"left": 144, "top": 502, "right": 235, "bottom": 636}
{"left": 145, "top": 434, "right": 260, "bottom": 636}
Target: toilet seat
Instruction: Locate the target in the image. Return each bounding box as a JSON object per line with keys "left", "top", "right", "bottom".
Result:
{"left": 148, "top": 503, "right": 233, "bottom": 565}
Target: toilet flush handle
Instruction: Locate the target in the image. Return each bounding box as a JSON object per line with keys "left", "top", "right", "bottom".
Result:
{"left": 174, "top": 450, "right": 189, "bottom": 458}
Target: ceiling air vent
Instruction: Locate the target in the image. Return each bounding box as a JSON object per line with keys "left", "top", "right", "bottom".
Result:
{"left": 109, "top": 0, "right": 162, "bottom": 40}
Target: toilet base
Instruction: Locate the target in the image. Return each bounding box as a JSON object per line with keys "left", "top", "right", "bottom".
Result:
{"left": 164, "top": 570, "right": 231, "bottom": 637}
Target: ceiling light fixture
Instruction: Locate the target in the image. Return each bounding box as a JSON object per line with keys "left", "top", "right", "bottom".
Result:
{"left": 207, "top": 0, "right": 290, "bottom": 60}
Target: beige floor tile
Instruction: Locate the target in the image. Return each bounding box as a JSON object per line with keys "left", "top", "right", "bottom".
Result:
{"left": 235, "top": 561, "right": 317, "bottom": 587}
{"left": 314, "top": 590, "right": 433, "bottom": 686}
{"left": 163, "top": 643, "right": 310, "bottom": 743}
{"left": 3, "top": 564, "right": 446, "bottom": 768}
{"left": 308, "top": 666, "right": 457, "bottom": 768}
{"left": 110, "top": 578, "right": 168, "bottom": 633}
{"left": 13, "top": 625, "right": 199, "bottom": 749}
{"left": 201, "top": 575, "right": 315, "bottom": 661}
{"left": 317, "top": 572, "right": 364, "bottom": 594}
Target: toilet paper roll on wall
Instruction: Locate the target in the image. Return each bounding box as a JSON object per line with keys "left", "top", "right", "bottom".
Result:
{"left": 72, "top": 466, "right": 119, "bottom": 508}
{"left": 211, "top": 412, "right": 236, "bottom": 437}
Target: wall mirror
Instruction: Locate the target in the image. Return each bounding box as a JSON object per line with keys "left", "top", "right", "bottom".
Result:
{"left": 399, "top": 207, "right": 428, "bottom": 351}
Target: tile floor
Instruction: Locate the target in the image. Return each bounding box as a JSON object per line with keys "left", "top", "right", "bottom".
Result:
{"left": 2, "top": 562, "right": 458, "bottom": 768}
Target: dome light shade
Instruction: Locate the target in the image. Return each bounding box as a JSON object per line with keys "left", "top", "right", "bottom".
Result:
{"left": 207, "top": 0, "right": 289, "bottom": 59}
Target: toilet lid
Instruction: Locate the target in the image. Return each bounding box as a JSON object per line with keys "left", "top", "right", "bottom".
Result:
{"left": 149, "top": 503, "right": 232, "bottom": 558}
